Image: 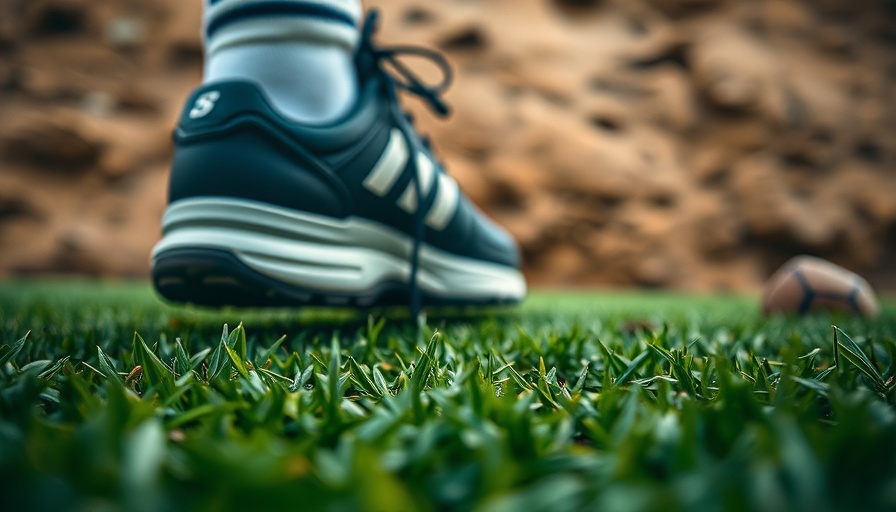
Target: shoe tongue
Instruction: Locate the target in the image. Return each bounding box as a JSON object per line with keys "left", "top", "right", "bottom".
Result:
{"left": 354, "top": 46, "right": 378, "bottom": 80}
{"left": 354, "top": 51, "right": 394, "bottom": 104}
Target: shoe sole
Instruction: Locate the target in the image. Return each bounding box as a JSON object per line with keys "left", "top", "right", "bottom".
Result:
{"left": 151, "top": 198, "right": 527, "bottom": 308}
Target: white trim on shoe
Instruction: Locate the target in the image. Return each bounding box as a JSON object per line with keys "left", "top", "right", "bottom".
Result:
{"left": 152, "top": 198, "right": 527, "bottom": 303}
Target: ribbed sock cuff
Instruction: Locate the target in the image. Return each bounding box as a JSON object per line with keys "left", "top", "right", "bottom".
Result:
{"left": 203, "top": 0, "right": 362, "bottom": 56}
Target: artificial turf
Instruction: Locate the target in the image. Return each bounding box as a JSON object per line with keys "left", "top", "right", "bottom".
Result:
{"left": 1, "top": 281, "right": 895, "bottom": 512}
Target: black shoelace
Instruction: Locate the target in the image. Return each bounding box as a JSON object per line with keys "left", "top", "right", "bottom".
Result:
{"left": 358, "top": 9, "right": 454, "bottom": 321}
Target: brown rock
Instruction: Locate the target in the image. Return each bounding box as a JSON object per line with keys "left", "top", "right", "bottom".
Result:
{"left": 0, "top": 194, "right": 40, "bottom": 223}
{"left": 728, "top": 154, "right": 839, "bottom": 248}
{"left": 0, "top": 18, "right": 18, "bottom": 51}
{"left": 774, "top": 70, "right": 853, "bottom": 169}
{"left": 115, "top": 85, "right": 161, "bottom": 114}
{"left": 647, "top": 0, "right": 725, "bottom": 17}
{"left": 641, "top": 66, "right": 701, "bottom": 133}
{"left": 23, "top": 0, "right": 91, "bottom": 37}
{"left": 437, "top": 24, "right": 488, "bottom": 52}
{"left": 689, "top": 193, "right": 744, "bottom": 257}
{"left": 691, "top": 23, "right": 786, "bottom": 122}
{"left": 634, "top": 255, "right": 675, "bottom": 288}
{"left": 442, "top": 155, "right": 491, "bottom": 206}
{"left": 104, "top": 16, "right": 146, "bottom": 49}
{"left": 537, "top": 244, "right": 588, "bottom": 283}
{"left": 1, "top": 115, "right": 104, "bottom": 170}
{"left": 98, "top": 146, "right": 139, "bottom": 180}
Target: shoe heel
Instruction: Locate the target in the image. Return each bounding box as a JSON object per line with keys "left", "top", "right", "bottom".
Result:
{"left": 153, "top": 246, "right": 411, "bottom": 308}
{"left": 152, "top": 247, "right": 295, "bottom": 307}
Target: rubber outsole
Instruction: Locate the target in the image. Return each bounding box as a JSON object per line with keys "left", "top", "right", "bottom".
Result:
{"left": 152, "top": 247, "right": 522, "bottom": 309}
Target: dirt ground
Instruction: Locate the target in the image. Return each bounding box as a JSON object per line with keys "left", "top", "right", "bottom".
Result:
{"left": 1, "top": 0, "right": 894, "bottom": 292}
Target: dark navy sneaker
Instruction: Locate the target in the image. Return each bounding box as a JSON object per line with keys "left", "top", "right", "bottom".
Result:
{"left": 151, "top": 10, "right": 526, "bottom": 309}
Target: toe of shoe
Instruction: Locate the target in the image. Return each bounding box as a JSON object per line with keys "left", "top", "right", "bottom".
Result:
{"left": 472, "top": 213, "right": 522, "bottom": 270}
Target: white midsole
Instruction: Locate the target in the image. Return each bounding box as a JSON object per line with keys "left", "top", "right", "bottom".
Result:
{"left": 152, "top": 198, "right": 527, "bottom": 301}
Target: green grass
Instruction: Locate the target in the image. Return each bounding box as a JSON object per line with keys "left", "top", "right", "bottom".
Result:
{"left": 1, "top": 281, "right": 895, "bottom": 512}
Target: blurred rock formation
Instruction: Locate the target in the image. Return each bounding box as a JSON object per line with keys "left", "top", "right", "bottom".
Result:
{"left": 1, "top": 0, "right": 894, "bottom": 291}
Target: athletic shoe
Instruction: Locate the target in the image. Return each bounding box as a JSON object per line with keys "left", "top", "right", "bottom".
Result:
{"left": 151, "top": 10, "right": 526, "bottom": 310}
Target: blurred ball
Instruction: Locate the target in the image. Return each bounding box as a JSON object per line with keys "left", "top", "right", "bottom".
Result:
{"left": 762, "top": 255, "right": 879, "bottom": 317}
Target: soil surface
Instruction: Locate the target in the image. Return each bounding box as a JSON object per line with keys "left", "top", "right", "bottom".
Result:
{"left": 1, "top": 0, "right": 895, "bottom": 291}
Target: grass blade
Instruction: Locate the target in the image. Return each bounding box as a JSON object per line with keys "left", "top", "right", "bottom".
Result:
{"left": 834, "top": 326, "right": 886, "bottom": 392}
{"left": 0, "top": 331, "right": 28, "bottom": 367}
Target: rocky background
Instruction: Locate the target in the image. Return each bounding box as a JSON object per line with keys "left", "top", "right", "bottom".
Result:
{"left": 1, "top": 0, "right": 894, "bottom": 292}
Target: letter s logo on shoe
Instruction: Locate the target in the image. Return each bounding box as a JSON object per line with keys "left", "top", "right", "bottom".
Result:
{"left": 189, "top": 91, "right": 221, "bottom": 119}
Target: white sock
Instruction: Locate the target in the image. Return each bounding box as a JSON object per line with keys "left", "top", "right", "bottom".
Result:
{"left": 202, "top": 0, "right": 363, "bottom": 124}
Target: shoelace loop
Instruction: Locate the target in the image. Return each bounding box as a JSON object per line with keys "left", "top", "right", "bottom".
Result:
{"left": 360, "top": 10, "right": 453, "bottom": 118}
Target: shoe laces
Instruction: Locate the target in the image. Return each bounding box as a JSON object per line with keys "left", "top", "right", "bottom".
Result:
{"left": 359, "top": 9, "right": 454, "bottom": 321}
{"left": 359, "top": 10, "right": 453, "bottom": 117}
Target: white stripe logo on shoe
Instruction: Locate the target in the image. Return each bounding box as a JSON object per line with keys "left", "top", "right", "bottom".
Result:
{"left": 362, "top": 129, "right": 460, "bottom": 231}
{"left": 362, "top": 129, "right": 408, "bottom": 196}
{"left": 397, "top": 153, "right": 435, "bottom": 213}
{"left": 425, "top": 173, "right": 459, "bottom": 230}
